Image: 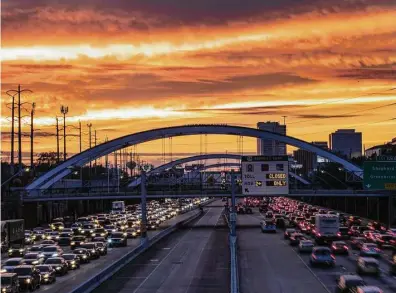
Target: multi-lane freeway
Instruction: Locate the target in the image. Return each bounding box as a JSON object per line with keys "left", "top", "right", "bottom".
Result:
{"left": 92, "top": 200, "right": 229, "bottom": 293}
{"left": 237, "top": 203, "right": 396, "bottom": 293}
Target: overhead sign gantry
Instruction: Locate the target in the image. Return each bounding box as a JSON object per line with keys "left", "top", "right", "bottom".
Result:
{"left": 241, "top": 155, "right": 289, "bottom": 195}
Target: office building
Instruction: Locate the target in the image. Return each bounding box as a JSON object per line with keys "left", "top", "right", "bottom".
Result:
{"left": 365, "top": 137, "right": 396, "bottom": 157}
{"left": 293, "top": 141, "right": 328, "bottom": 176}
{"left": 257, "top": 121, "right": 287, "bottom": 155}
{"left": 329, "top": 129, "right": 362, "bottom": 158}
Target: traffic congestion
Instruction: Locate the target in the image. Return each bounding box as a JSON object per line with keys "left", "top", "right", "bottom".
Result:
{"left": 254, "top": 197, "right": 396, "bottom": 293}
{"left": 0, "top": 198, "right": 209, "bottom": 292}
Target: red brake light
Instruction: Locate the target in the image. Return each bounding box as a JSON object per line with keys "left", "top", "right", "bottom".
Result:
{"left": 312, "top": 255, "right": 317, "bottom": 260}
{"left": 331, "top": 254, "right": 335, "bottom": 260}
{"left": 343, "top": 246, "right": 349, "bottom": 250}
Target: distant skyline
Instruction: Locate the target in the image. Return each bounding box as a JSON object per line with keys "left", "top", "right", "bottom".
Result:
{"left": 2, "top": 0, "right": 396, "bottom": 159}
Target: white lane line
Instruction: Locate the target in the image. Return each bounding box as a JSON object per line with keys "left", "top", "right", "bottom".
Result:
{"left": 131, "top": 209, "right": 211, "bottom": 293}
{"left": 285, "top": 239, "right": 332, "bottom": 293}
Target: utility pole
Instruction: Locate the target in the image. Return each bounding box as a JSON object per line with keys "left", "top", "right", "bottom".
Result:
{"left": 94, "top": 130, "right": 97, "bottom": 174}
{"left": 87, "top": 123, "right": 93, "bottom": 178}
{"left": 30, "top": 103, "right": 36, "bottom": 168}
{"left": 56, "top": 117, "right": 60, "bottom": 163}
{"left": 282, "top": 116, "right": 287, "bottom": 125}
{"left": 5, "top": 91, "right": 17, "bottom": 174}
{"left": 78, "top": 121, "right": 82, "bottom": 153}
{"left": 60, "top": 105, "right": 69, "bottom": 161}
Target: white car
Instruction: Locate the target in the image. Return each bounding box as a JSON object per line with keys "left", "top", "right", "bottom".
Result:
{"left": 298, "top": 240, "right": 314, "bottom": 253}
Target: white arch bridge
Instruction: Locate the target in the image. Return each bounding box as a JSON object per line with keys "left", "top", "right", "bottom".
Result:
{"left": 26, "top": 124, "right": 363, "bottom": 195}
{"left": 128, "top": 153, "right": 311, "bottom": 187}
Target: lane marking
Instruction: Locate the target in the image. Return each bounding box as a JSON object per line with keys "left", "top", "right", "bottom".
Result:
{"left": 131, "top": 209, "right": 212, "bottom": 293}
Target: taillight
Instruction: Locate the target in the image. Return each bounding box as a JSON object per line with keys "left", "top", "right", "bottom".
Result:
{"left": 312, "top": 255, "right": 317, "bottom": 260}
{"left": 331, "top": 245, "right": 336, "bottom": 249}
{"left": 337, "top": 232, "right": 341, "bottom": 237}
{"left": 343, "top": 246, "right": 349, "bottom": 250}
{"left": 330, "top": 254, "right": 335, "bottom": 260}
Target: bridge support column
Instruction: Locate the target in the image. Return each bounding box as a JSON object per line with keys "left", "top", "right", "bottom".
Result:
{"left": 47, "top": 202, "right": 53, "bottom": 222}
{"left": 140, "top": 171, "right": 148, "bottom": 247}
{"left": 230, "top": 171, "right": 236, "bottom": 237}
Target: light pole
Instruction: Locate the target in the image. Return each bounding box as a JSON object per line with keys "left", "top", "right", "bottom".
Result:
{"left": 30, "top": 103, "right": 36, "bottom": 168}
{"left": 5, "top": 91, "right": 18, "bottom": 174}
{"left": 87, "top": 123, "right": 93, "bottom": 178}
{"left": 60, "top": 105, "right": 69, "bottom": 161}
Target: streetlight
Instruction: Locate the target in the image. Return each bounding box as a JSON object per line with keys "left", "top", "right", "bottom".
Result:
{"left": 60, "top": 105, "right": 69, "bottom": 161}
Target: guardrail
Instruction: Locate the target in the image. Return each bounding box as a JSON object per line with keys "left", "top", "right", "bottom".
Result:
{"left": 229, "top": 235, "right": 239, "bottom": 293}
{"left": 69, "top": 209, "right": 203, "bottom": 293}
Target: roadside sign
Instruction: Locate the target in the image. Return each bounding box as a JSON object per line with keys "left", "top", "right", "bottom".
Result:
{"left": 364, "top": 161, "right": 396, "bottom": 190}
{"left": 241, "top": 155, "right": 289, "bottom": 195}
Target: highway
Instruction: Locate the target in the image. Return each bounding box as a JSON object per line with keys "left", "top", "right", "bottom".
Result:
{"left": 92, "top": 201, "right": 230, "bottom": 293}
{"left": 238, "top": 210, "right": 396, "bottom": 293}
{"left": 2, "top": 206, "right": 205, "bottom": 293}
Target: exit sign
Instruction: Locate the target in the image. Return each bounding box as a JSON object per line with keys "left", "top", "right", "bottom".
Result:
{"left": 364, "top": 161, "right": 396, "bottom": 190}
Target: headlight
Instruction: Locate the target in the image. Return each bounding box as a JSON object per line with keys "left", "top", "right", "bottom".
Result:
{"left": 26, "top": 238, "right": 31, "bottom": 241}
{"left": 100, "top": 233, "right": 105, "bottom": 236}
{"left": 112, "top": 229, "right": 116, "bottom": 232}
{"left": 132, "top": 232, "right": 137, "bottom": 236}
{"left": 47, "top": 236, "right": 51, "bottom": 239}
{"left": 90, "top": 230, "right": 93, "bottom": 233}
{"left": 91, "top": 249, "right": 95, "bottom": 253}
{"left": 91, "top": 234, "right": 95, "bottom": 237}
{"left": 52, "top": 253, "right": 58, "bottom": 257}
{"left": 71, "top": 260, "right": 76, "bottom": 264}
{"left": 26, "top": 278, "right": 31, "bottom": 283}
{"left": 82, "top": 255, "right": 87, "bottom": 259}
{"left": 78, "top": 227, "right": 82, "bottom": 231}
{"left": 81, "top": 241, "right": 85, "bottom": 244}
{"left": 123, "top": 233, "right": 127, "bottom": 237}
{"left": 59, "top": 226, "right": 64, "bottom": 230}
{"left": 56, "top": 236, "right": 59, "bottom": 239}
{"left": 8, "top": 249, "right": 12, "bottom": 253}
{"left": 71, "top": 242, "right": 75, "bottom": 245}
{"left": 56, "top": 267, "right": 61, "bottom": 270}
{"left": 81, "top": 231, "right": 85, "bottom": 233}
{"left": 2, "top": 288, "right": 6, "bottom": 292}
{"left": 108, "top": 239, "right": 112, "bottom": 243}
{"left": 19, "top": 249, "right": 24, "bottom": 252}
{"left": 32, "top": 261, "right": 38, "bottom": 265}
{"left": 44, "top": 274, "right": 49, "bottom": 278}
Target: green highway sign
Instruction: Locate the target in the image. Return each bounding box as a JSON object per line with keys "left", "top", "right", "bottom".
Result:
{"left": 364, "top": 161, "right": 396, "bottom": 190}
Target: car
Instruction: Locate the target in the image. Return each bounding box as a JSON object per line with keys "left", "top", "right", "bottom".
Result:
{"left": 28, "top": 245, "right": 44, "bottom": 253}
{"left": 41, "top": 246, "right": 63, "bottom": 259}
{"left": 339, "top": 227, "right": 351, "bottom": 239}
{"left": 70, "top": 236, "right": 86, "bottom": 250}
{"left": 356, "top": 257, "right": 380, "bottom": 277}
{"left": 62, "top": 228, "right": 73, "bottom": 235}
{"left": 71, "top": 223, "right": 83, "bottom": 234}
{"left": 289, "top": 233, "right": 306, "bottom": 246}
{"left": 331, "top": 241, "right": 349, "bottom": 255}
{"left": 284, "top": 228, "right": 296, "bottom": 239}
{"left": 354, "top": 286, "right": 383, "bottom": 293}
{"left": 24, "top": 232, "right": 35, "bottom": 245}
{"left": 46, "top": 231, "right": 60, "bottom": 241}
{"left": 50, "top": 222, "right": 64, "bottom": 231}
{"left": 57, "top": 233, "right": 73, "bottom": 246}
{"left": 91, "top": 228, "right": 108, "bottom": 239}
{"left": 125, "top": 228, "right": 138, "bottom": 238}
{"left": 2, "top": 258, "right": 23, "bottom": 272}
{"left": 350, "top": 237, "right": 366, "bottom": 250}
{"left": 41, "top": 240, "right": 56, "bottom": 247}
{"left": 260, "top": 220, "right": 277, "bottom": 233}
{"left": 298, "top": 240, "right": 314, "bottom": 253}
{"left": 13, "top": 265, "right": 41, "bottom": 291}
{"left": 309, "top": 247, "right": 335, "bottom": 267}
{"left": 81, "top": 224, "right": 95, "bottom": 236}
{"left": 107, "top": 232, "right": 127, "bottom": 247}
{"left": 7, "top": 246, "right": 26, "bottom": 258}
{"left": 22, "top": 253, "right": 45, "bottom": 265}
{"left": 374, "top": 234, "right": 394, "bottom": 249}
{"left": 335, "top": 275, "right": 365, "bottom": 293}
{"left": 44, "top": 257, "right": 68, "bottom": 275}
{"left": 360, "top": 243, "right": 381, "bottom": 257}
{"left": 72, "top": 248, "right": 90, "bottom": 263}
{"left": 62, "top": 254, "right": 81, "bottom": 270}
{"left": 32, "top": 229, "right": 46, "bottom": 240}
{"left": 104, "top": 225, "right": 117, "bottom": 234}
{"left": 80, "top": 243, "right": 100, "bottom": 259}
{"left": 0, "top": 272, "right": 20, "bottom": 293}
{"left": 91, "top": 241, "right": 107, "bottom": 255}
{"left": 36, "top": 265, "right": 56, "bottom": 284}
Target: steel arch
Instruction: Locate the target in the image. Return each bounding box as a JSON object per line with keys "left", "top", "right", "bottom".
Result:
{"left": 26, "top": 124, "right": 362, "bottom": 192}
{"left": 128, "top": 153, "right": 311, "bottom": 187}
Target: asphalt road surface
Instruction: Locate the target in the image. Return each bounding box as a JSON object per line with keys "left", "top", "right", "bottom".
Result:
{"left": 92, "top": 202, "right": 230, "bottom": 293}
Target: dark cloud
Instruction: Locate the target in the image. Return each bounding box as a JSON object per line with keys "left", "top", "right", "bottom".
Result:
{"left": 294, "top": 114, "right": 361, "bottom": 119}
{"left": 338, "top": 69, "right": 396, "bottom": 80}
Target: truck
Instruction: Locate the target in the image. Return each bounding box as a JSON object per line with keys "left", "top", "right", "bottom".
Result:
{"left": 111, "top": 201, "right": 125, "bottom": 214}
{"left": 1, "top": 219, "right": 25, "bottom": 251}
{"left": 314, "top": 214, "right": 339, "bottom": 244}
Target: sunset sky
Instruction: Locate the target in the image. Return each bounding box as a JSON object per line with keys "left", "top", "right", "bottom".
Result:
{"left": 1, "top": 0, "right": 396, "bottom": 165}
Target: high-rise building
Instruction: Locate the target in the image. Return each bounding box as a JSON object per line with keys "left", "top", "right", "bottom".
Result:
{"left": 293, "top": 141, "right": 328, "bottom": 176}
{"left": 329, "top": 129, "right": 362, "bottom": 158}
{"left": 256, "top": 121, "right": 287, "bottom": 155}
